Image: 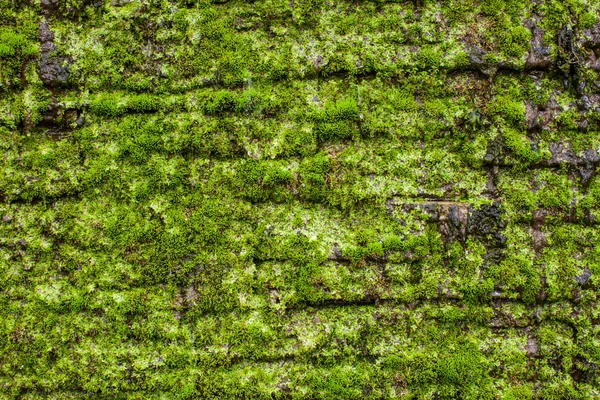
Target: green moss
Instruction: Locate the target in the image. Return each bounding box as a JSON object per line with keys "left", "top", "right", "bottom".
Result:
{"left": 503, "top": 128, "right": 541, "bottom": 164}
{"left": 2, "top": 0, "right": 598, "bottom": 397}
{"left": 291, "top": 0, "right": 323, "bottom": 26}
{"left": 417, "top": 46, "right": 444, "bottom": 69}
{"left": 0, "top": 29, "right": 37, "bottom": 58}
{"left": 313, "top": 99, "right": 360, "bottom": 141}
{"left": 128, "top": 94, "right": 161, "bottom": 113}
{"left": 89, "top": 93, "right": 127, "bottom": 116}
{"left": 480, "top": 0, "right": 506, "bottom": 16}
{"left": 579, "top": 11, "right": 598, "bottom": 29}
{"left": 488, "top": 96, "right": 525, "bottom": 127}
{"left": 498, "top": 25, "right": 532, "bottom": 58}
{"left": 502, "top": 384, "right": 534, "bottom": 400}
{"left": 0, "top": 27, "right": 38, "bottom": 87}
{"left": 232, "top": 159, "right": 294, "bottom": 203}
{"left": 453, "top": 51, "right": 471, "bottom": 69}
{"left": 535, "top": 171, "right": 572, "bottom": 211}
{"left": 299, "top": 152, "right": 331, "bottom": 203}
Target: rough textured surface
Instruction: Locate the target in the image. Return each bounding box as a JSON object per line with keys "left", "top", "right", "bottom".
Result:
{"left": 1, "top": 0, "right": 600, "bottom": 398}
{"left": 37, "top": 21, "right": 69, "bottom": 87}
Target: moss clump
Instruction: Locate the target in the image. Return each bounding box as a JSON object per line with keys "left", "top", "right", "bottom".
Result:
{"left": 503, "top": 128, "right": 541, "bottom": 164}
{"left": 488, "top": 96, "right": 525, "bottom": 127}
{"left": 299, "top": 152, "right": 332, "bottom": 203}
{"left": 0, "top": 27, "right": 38, "bottom": 87}
{"left": 89, "top": 93, "right": 127, "bottom": 116}
{"left": 498, "top": 25, "right": 532, "bottom": 58}
{"left": 313, "top": 99, "right": 360, "bottom": 141}
{"left": 89, "top": 93, "right": 162, "bottom": 116}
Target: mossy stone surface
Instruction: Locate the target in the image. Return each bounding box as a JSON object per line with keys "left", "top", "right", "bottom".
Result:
{"left": 1, "top": 0, "right": 600, "bottom": 398}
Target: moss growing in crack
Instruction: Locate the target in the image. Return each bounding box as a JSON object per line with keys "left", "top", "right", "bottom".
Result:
{"left": 127, "top": 94, "right": 162, "bottom": 113}
{"left": 89, "top": 93, "right": 127, "bottom": 116}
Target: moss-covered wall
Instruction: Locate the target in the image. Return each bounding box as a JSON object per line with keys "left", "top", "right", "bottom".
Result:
{"left": 1, "top": 0, "right": 600, "bottom": 398}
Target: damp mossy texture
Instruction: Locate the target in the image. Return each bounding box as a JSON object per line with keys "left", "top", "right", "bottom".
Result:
{"left": 2, "top": 0, "right": 600, "bottom": 398}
